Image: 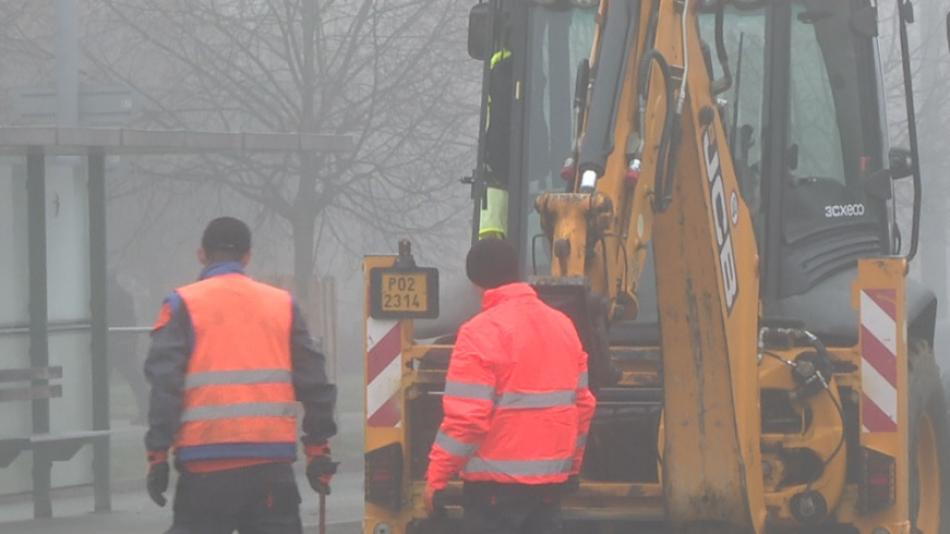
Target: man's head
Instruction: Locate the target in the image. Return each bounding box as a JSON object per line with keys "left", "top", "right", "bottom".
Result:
{"left": 466, "top": 238, "right": 519, "bottom": 290}
{"left": 198, "top": 216, "right": 252, "bottom": 266}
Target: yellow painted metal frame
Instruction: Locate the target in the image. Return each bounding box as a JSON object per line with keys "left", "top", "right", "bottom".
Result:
{"left": 364, "top": 254, "right": 415, "bottom": 534}
{"left": 847, "top": 258, "right": 910, "bottom": 534}
{"left": 758, "top": 353, "right": 848, "bottom": 523}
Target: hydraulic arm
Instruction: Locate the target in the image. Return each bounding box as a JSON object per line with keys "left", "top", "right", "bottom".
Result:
{"left": 538, "top": 0, "right": 766, "bottom": 530}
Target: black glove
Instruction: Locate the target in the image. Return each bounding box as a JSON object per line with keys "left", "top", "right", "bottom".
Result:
{"left": 147, "top": 461, "right": 169, "bottom": 507}
{"left": 306, "top": 454, "right": 339, "bottom": 495}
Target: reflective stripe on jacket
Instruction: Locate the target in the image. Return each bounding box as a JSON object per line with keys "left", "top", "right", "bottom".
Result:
{"left": 426, "top": 282, "right": 597, "bottom": 489}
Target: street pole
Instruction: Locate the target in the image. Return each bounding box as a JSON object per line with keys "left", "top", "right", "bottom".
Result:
{"left": 56, "top": 0, "right": 79, "bottom": 126}
{"left": 57, "top": 0, "right": 114, "bottom": 512}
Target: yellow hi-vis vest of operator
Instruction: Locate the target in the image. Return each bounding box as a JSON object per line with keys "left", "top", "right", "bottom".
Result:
{"left": 480, "top": 48, "right": 513, "bottom": 240}
{"left": 479, "top": 187, "right": 509, "bottom": 240}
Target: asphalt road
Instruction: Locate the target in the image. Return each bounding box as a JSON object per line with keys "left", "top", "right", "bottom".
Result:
{"left": 0, "top": 470, "right": 363, "bottom": 533}
{"left": 0, "top": 411, "right": 367, "bottom": 533}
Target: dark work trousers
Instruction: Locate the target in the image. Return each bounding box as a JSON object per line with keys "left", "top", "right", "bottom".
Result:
{"left": 462, "top": 481, "right": 563, "bottom": 534}
{"left": 166, "top": 462, "right": 302, "bottom": 534}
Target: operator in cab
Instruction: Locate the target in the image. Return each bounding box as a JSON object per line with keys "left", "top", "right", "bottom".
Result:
{"left": 479, "top": 41, "right": 514, "bottom": 240}
{"left": 143, "top": 216, "right": 338, "bottom": 534}
{"left": 425, "top": 239, "right": 596, "bottom": 534}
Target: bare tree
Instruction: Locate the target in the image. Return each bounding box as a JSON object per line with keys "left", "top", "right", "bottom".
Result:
{"left": 80, "top": 0, "right": 478, "bottom": 305}
{"left": 0, "top": 2, "right": 55, "bottom": 121}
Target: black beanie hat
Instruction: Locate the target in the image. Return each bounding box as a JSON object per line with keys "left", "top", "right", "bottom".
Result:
{"left": 466, "top": 238, "right": 519, "bottom": 289}
{"left": 201, "top": 217, "right": 251, "bottom": 255}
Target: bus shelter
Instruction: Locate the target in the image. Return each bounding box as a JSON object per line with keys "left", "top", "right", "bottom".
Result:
{"left": 0, "top": 127, "right": 352, "bottom": 518}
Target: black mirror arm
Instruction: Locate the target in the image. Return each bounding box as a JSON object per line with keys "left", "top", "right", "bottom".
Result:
{"left": 946, "top": 11, "right": 950, "bottom": 54}
{"left": 896, "top": 0, "right": 923, "bottom": 261}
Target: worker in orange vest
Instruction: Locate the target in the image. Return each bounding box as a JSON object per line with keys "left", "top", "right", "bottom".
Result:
{"left": 144, "top": 217, "right": 337, "bottom": 534}
{"left": 425, "top": 238, "right": 597, "bottom": 534}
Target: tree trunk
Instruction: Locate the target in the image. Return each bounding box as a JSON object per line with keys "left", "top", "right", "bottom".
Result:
{"left": 293, "top": 0, "right": 319, "bottom": 310}
{"left": 292, "top": 188, "right": 317, "bottom": 311}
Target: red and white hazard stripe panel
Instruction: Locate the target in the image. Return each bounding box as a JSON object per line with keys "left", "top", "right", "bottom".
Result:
{"left": 366, "top": 318, "right": 403, "bottom": 427}
{"left": 860, "top": 289, "right": 898, "bottom": 433}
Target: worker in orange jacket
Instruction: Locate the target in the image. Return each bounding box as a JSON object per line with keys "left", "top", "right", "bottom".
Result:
{"left": 425, "top": 238, "right": 597, "bottom": 534}
{"left": 144, "top": 217, "right": 337, "bottom": 534}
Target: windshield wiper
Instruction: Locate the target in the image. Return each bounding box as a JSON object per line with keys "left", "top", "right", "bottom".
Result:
{"left": 729, "top": 32, "right": 745, "bottom": 151}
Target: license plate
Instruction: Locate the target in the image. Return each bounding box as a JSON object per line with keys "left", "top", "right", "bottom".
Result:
{"left": 370, "top": 268, "right": 439, "bottom": 319}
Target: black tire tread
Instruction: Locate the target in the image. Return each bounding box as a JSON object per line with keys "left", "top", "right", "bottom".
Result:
{"left": 908, "top": 340, "right": 950, "bottom": 534}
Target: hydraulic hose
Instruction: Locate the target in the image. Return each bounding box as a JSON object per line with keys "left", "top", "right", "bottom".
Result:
{"left": 710, "top": 6, "right": 733, "bottom": 95}
{"left": 638, "top": 49, "right": 676, "bottom": 212}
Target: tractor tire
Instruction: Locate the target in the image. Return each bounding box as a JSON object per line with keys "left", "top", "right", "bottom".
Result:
{"left": 908, "top": 340, "right": 950, "bottom": 534}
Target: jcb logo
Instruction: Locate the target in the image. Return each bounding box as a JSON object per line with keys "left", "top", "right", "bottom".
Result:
{"left": 703, "top": 128, "right": 739, "bottom": 312}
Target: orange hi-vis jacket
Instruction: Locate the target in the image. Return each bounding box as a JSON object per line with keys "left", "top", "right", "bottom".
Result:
{"left": 426, "top": 282, "right": 597, "bottom": 489}
{"left": 145, "top": 261, "right": 337, "bottom": 467}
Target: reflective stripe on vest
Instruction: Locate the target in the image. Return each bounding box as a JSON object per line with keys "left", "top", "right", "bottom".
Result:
{"left": 577, "top": 433, "right": 588, "bottom": 448}
{"left": 435, "top": 431, "right": 478, "bottom": 457}
{"left": 184, "top": 369, "right": 292, "bottom": 390}
{"left": 180, "top": 401, "right": 298, "bottom": 422}
{"left": 577, "top": 371, "right": 589, "bottom": 389}
{"left": 496, "top": 390, "right": 576, "bottom": 409}
{"left": 176, "top": 442, "right": 297, "bottom": 462}
{"left": 463, "top": 457, "right": 574, "bottom": 477}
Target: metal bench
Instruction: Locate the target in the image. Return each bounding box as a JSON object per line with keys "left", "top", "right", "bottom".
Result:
{"left": 0, "top": 365, "right": 110, "bottom": 516}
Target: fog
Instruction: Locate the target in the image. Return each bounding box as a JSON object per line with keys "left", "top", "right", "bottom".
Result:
{"left": 0, "top": 0, "right": 949, "bottom": 532}
{"left": 0, "top": 2, "right": 474, "bottom": 530}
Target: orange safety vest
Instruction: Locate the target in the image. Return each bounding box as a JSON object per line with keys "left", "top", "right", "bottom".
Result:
{"left": 173, "top": 271, "right": 298, "bottom": 462}
{"left": 426, "top": 283, "right": 597, "bottom": 488}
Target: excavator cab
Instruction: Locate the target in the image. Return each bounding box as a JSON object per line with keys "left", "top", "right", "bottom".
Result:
{"left": 712, "top": 1, "right": 897, "bottom": 310}
{"left": 691, "top": 1, "right": 911, "bottom": 341}
{"left": 466, "top": 0, "right": 596, "bottom": 250}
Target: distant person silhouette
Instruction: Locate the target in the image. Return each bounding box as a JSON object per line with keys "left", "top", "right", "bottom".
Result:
{"left": 108, "top": 272, "right": 148, "bottom": 424}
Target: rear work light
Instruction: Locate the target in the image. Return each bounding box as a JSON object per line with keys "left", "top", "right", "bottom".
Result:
{"left": 366, "top": 443, "right": 404, "bottom": 511}
{"left": 859, "top": 447, "right": 896, "bottom": 514}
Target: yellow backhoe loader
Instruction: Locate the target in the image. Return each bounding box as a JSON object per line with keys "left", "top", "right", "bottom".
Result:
{"left": 362, "top": 1, "right": 950, "bottom": 532}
